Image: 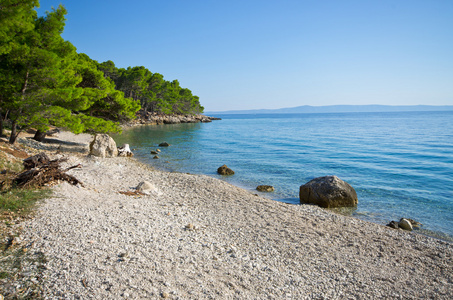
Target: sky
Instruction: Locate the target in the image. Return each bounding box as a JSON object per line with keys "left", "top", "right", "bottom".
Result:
{"left": 36, "top": 0, "right": 453, "bottom": 112}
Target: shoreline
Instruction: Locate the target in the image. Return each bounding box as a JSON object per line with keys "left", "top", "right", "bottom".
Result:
{"left": 125, "top": 113, "right": 221, "bottom": 127}
{"left": 10, "top": 131, "right": 453, "bottom": 298}
{"left": 116, "top": 123, "right": 453, "bottom": 243}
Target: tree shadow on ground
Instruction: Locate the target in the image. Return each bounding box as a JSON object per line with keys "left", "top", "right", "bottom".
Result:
{"left": 42, "top": 138, "right": 87, "bottom": 147}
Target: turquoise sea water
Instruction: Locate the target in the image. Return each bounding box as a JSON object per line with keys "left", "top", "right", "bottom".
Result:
{"left": 113, "top": 111, "right": 453, "bottom": 241}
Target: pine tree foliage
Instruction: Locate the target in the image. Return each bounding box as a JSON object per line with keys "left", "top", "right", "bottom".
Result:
{"left": 0, "top": 1, "right": 140, "bottom": 143}
{"left": 98, "top": 62, "right": 204, "bottom": 115}
{"left": 0, "top": 1, "right": 203, "bottom": 144}
{"left": 0, "top": 0, "right": 38, "bottom": 55}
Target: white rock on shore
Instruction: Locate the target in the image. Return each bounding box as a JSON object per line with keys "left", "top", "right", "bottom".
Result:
{"left": 16, "top": 131, "right": 453, "bottom": 299}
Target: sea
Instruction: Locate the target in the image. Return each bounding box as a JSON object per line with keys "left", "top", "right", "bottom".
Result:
{"left": 113, "top": 111, "right": 453, "bottom": 242}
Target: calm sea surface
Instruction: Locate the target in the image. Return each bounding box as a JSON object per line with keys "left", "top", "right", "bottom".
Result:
{"left": 113, "top": 111, "right": 453, "bottom": 241}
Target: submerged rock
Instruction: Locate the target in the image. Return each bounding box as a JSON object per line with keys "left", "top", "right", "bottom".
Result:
{"left": 256, "top": 185, "right": 275, "bottom": 192}
{"left": 159, "top": 142, "right": 170, "bottom": 147}
{"left": 217, "top": 164, "right": 235, "bottom": 175}
{"left": 299, "top": 175, "right": 358, "bottom": 208}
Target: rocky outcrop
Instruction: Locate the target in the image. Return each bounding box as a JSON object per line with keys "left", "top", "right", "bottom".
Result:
{"left": 217, "top": 165, "right": 234, "bottom": 175}
{"left": 118, "top": 144, "right": 133, "bottom": 157}
{"left": 131, "top": 113, "right": 221, "bottom": 126}
{"left": 256, "top": 185, "right": 275, "bottom": 192}
{"left": 89, "top": 134, "right": 118, "bottom": 158}
{"left": 159, "top": 142, "right": 170, "bottom": 147}
{"left": 299, "top": 175, "right": 358, "bottom": 208}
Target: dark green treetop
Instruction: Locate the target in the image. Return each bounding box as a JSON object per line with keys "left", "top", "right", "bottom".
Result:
{"left": 98, "top": 61, "right": 204, "bottom": 115}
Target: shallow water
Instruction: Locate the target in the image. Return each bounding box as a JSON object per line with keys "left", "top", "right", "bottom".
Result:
{"left": 113, "top": 111, "right": 453, "bottom": 241}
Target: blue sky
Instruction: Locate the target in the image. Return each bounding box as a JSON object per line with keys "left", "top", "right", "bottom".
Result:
{"left": 37, "top": 0, "right": 453, "bottom": 111}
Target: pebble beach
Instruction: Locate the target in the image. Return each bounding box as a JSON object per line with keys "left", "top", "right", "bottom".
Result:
{"left": 11, "top": 131, "right": 453, "bottom": 299}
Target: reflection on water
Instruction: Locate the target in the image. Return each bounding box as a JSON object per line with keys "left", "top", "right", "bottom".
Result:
{"left": 327, "top": 206, "right": 358, "bottom": 217}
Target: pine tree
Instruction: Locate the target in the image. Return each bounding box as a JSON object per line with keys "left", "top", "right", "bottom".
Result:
{"left": 0, "top": 3, "right": 140, "bottom": 143}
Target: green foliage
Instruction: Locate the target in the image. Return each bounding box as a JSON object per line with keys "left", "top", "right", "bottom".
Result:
{"left": 98, "top": 62, "right": 204, "bottom": 115}
{"left": 0, "top": 0, "right": 38, "bottom": 55}
{"left": 77, "top": 54, "right": 140, "bottom": 125}
{"left": 0, "top": 2, "right": 140, "bottom": 143}
{"left": 0, "top": 1, "right": 203, "bottom": 144}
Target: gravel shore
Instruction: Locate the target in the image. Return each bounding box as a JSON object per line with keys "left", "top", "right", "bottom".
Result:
{"left": 16, "top": 132, "right": 453, "bottom": 299}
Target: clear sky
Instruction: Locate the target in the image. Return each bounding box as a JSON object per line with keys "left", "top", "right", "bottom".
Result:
{"left": 36, "top": 0, "right": 453, "bottom": 111}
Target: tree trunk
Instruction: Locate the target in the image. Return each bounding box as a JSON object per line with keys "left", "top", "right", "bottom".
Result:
{"left": 8, "top": 70, "right": 29, "bottom": 144}
{"left": 33, "top": 129, "right": 47, "bottom": 142}
{"left": 0, "top": 111, "right": 3, "bottom": 137}
{"left": 21, "top": 70, "right": 29, "bottom": 95}
{"left": 9, "top": 119, "right": 18, "bottom": 144}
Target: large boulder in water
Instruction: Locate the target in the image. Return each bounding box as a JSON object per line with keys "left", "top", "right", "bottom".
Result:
{"left": 89, "top": 134, "right": 118, "bottom": 158}
{"left": 299, "top": 175, "right": 358, "bottom": 208}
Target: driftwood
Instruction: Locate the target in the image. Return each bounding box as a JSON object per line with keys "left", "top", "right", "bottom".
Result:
{"left": 118, "top": 190, "right": 145, "bottom": 196}
{"left": 12, "top": 153, "right": 83, "bottom": 188}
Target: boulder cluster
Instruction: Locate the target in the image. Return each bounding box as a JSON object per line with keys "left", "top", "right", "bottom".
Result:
{"left": 386, "top": 218, "right": 421, "bottom": 231}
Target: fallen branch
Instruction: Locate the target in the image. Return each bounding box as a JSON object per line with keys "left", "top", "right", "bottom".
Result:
{"left": 118, "top": 190, "right": 145, "bottom": 196}
{"left": 12, "top": 153, "right": 83, "bottom": 188}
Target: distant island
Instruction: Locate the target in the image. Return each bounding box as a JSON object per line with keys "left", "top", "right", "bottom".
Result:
{"left": 207, "top": 105, "right": 453, "bottom": 115}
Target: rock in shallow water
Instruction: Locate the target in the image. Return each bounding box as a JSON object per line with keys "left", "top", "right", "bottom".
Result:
{"left": 299, "top": 175, "right": 358, "bottom": 208}
{"left": 386, "top": 221, "right": 400, "bottom": 229}
{"left": 256, "top": 185, "right": 274, "bottom": 192}
{"left": 217, "top": 164, "right": 235, "bottom": 175}
{"left": 398, "top": 218, "right": 413, "bottom": 231}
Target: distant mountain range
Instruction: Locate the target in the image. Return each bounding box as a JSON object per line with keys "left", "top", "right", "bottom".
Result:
{"left": 207, "top": 105, "right": 453, "bottom": 115}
